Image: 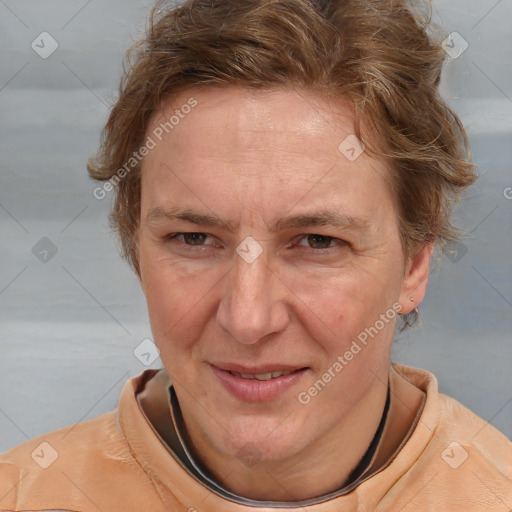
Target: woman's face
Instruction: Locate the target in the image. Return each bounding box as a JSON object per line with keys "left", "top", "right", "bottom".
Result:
{"left": 138, "top": 86, "right": 429, "bottom": 464}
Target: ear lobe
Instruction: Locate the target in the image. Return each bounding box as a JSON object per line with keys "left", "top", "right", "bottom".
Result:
{"left": 399, "top": 243, "right": 434, "bottom": 314}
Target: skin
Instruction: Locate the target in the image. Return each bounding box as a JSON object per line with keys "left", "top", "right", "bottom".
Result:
{"left": 137, "top": 86, "right": 432, "bottom": 501}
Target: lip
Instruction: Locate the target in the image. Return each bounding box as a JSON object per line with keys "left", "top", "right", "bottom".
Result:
{"left": 212, "top": 362, "right": 306, "bottom": 375}
{"left": 210, "top": 363, "right": 308, "bottom": 402}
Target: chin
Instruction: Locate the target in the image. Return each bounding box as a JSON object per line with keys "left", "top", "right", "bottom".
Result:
{"left": 217, "top": 414, "right": 309, "bottom": 464}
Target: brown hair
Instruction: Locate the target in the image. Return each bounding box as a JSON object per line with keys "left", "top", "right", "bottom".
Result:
{"left": 88, "top": 0, "right": 476, "bottom": 327}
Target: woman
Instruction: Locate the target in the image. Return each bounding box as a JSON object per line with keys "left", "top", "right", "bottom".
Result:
{"left": 1, "top": 0, "right": 510, "bottom": 510}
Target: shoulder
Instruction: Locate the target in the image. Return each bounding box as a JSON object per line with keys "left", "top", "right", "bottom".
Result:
{"left": 1, "top": 411, "right": 124, "bottom": 511}
{"left": 0, "top": 386, "right": 166, "bottom": 512}
{"left": 390, "top": 364, "right": 512, "bottom": 508}
{"left": 432, "top": 388, "right": 512, "bottom": 482}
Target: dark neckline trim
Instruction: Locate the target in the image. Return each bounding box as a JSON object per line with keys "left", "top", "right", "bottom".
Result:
{"left": 344, "top": 383, "right": 391, "bottom": 485}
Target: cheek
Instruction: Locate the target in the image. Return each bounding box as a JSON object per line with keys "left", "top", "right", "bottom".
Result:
{"left": 140, "top": 256, "right": 220, "bottom": 355}
{"left": 285, "top": 266, "right": 400, "bottom": 378}
{"left": 289, "top": 267, "right": 395, "bottom": 333}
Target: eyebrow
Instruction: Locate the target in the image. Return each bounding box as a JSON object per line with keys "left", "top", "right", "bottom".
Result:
{"left": 271, "top": 211, "right": 370, "bottom": 232}
{"left": 145, "top": 206, "right": 370, "bottom": 232}
{"left": 145, "top": 206, "right": 235, "bottom": 230}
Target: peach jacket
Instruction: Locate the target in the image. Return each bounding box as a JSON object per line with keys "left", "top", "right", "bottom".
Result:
{"left": 1, "top": 364, "right": 511, "bottom": 511}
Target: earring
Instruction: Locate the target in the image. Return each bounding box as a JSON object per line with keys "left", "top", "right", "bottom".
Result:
{"left": 410, "top": 297, "right": 415, "bottom": 302}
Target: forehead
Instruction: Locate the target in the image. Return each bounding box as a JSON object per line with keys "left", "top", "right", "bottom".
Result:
{"left": 149, "top": 86, "right": 356, "bottom": 156}
{"left": 141, "top": 86, "right": 394, "bottom": 223}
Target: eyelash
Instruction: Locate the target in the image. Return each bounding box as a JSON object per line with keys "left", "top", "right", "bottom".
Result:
{"left": 165, "top": 233, "right": 346, "bottom": 252}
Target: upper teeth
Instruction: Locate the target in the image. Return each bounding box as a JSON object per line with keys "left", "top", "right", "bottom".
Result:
{"left": 231, "top": 370, "right": 294, "bottom": 381}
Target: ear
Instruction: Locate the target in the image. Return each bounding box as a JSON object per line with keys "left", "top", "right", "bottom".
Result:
{"left": 398, "top": 243, "right": 434, "bottom": 314}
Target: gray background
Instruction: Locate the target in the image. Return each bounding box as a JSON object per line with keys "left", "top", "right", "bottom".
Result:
{"left": 0, "top": 0, "right": 511, "bottom": 454}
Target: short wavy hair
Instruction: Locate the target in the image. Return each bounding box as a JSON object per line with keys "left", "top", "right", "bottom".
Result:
{"left": 88, "top": 0, "right": 476, "bottom": 328}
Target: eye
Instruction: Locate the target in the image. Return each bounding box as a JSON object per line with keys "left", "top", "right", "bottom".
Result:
{"left": 297, "top": 234, "right": 342, "bottom": 250}
{"left": 167, "top": 232, "right": 212, "bottom": 245}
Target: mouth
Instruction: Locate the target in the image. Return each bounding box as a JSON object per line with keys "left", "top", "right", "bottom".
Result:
{"left": 210, "top": 363, "right": 309, "bottom": 402}
{"left": 228, "top": 369, "right": 298, "bottom": 380}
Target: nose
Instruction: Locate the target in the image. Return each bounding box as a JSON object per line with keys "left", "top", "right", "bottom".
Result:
{"left": 216, "top": 248, "right": 289, "bottom": 345}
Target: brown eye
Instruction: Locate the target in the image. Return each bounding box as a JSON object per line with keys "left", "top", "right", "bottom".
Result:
{"left": 305, "top": 234, "right": 334, "bottom": 249}
{"left": 168, "top": 232, "right": 210, "bottom": 246}
{"left": 182, "top": 232, "right": 208, "bottom": 245}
